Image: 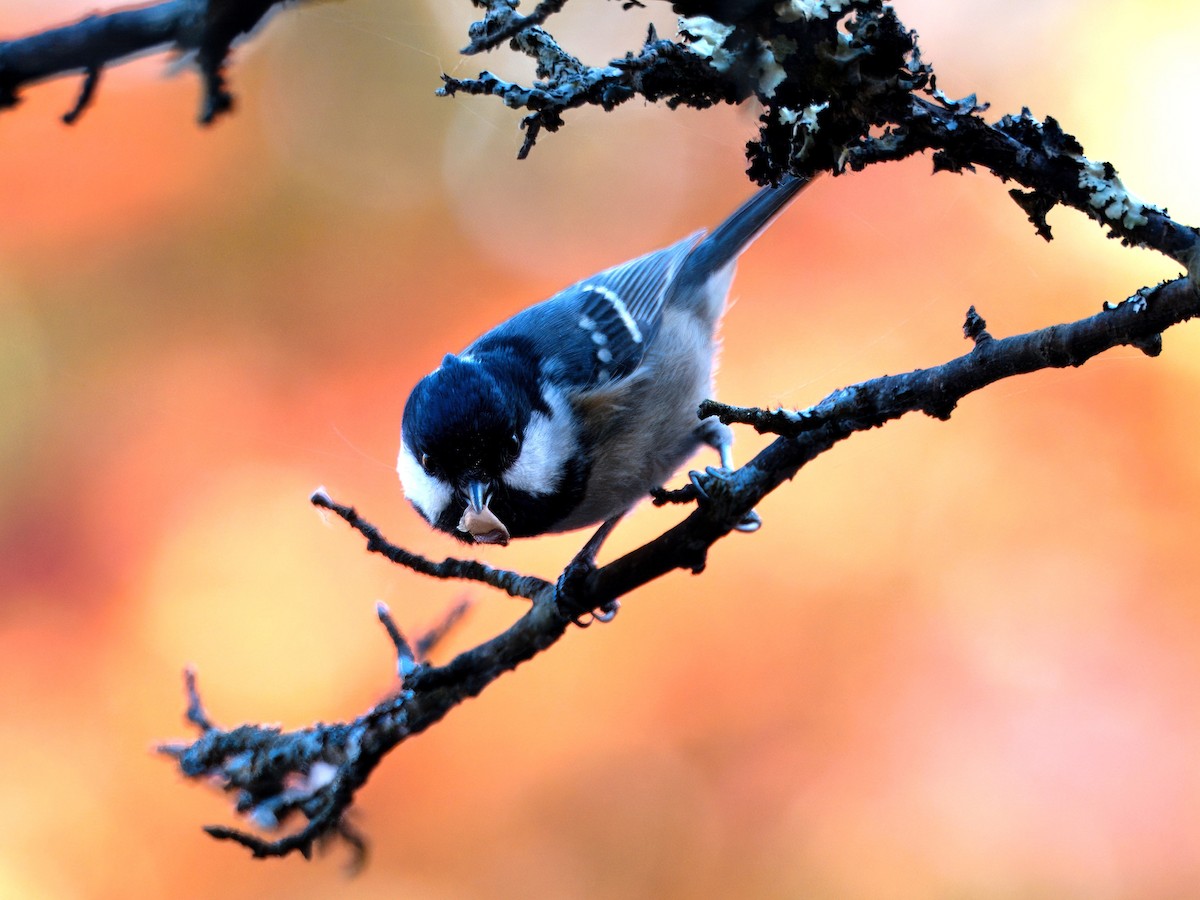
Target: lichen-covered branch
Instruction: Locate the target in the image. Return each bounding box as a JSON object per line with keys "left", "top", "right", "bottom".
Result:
{"left": 440, "top": 21, "right": 732, "bottom": 158}
{"left": 461, "top": 0, "right": 572, "bottom": 56}
{"left": 449, "top": 0, "right": 1198, "bottom": 267}
{"left": 161, "top": 575, "right": 569, "bottom": 865}
{"left": 0, "top": 0, "right": 290, "bottom": 123}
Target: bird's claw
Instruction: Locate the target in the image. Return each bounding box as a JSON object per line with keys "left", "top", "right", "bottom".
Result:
{"left": 687, "top": 465, "right": 762, "bottom": 533}
{"left": 687, "top": 466, "right": 721, "bottom": 501}
{"left": 734, "top": 509, "right": 762, "bottom": 532}
{"left": 556, "top": 538, "right": 620, "bottom": 627}
{"left": 569, "top": 599, "right": 621, "bottom": 628}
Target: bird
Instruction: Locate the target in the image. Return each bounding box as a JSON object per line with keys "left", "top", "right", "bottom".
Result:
{"left": 398, "top": 175, "right": 809, "bottom": 550}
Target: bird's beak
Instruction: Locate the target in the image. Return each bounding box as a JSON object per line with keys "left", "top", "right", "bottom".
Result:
{"left": 457, "top": 480, "right": 510, "bottom": 546}
{"left": 466, "top": 481, "right": 490, "bottom": 514}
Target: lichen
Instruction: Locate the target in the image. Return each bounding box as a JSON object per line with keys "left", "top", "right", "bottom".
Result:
{"left": 679, "top": 16, "right": 793, "bottom": 98}
{"left": 1074, "top": 156, "right": 1156, "bottom": 230}
{"left": 678, "top": 16, "right": 736, "bottom": 70}
{"left": 776, "top": 0, "right": 852, "bottom": 23}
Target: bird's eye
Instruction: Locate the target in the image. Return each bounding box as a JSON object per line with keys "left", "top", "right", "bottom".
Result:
{"left": 420, "top": 452, "right": 434, "bottom": 472}
{"left": 508, "top": 433, "right": 521, "bottom": 456}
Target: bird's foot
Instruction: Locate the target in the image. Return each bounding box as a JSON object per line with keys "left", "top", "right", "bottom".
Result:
{"left": 688, "top": 465, "right": 762, "bottom": 533}
{"left": 555, "top": 517, "right": 622, "bottom": 627}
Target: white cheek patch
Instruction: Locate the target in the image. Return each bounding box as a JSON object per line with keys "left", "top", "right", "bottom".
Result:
{"left": 397, "top": 442, "right": 453, "bottom": 523}
{"left": 502, "top": 388, "right": 577, "bottom": 496}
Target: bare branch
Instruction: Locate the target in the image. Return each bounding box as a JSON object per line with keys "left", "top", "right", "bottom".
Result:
{"left": 374, "top": 597, "right": 471, "bottom": 677}
{"left": 309, "top": 489, "right": 550, "bottom": 601}
{"left": 182, "top": 667, "right": 214, "bottom": 732}
{"left": 375, "top": 602, "right": 419, "bottom": 678}
{"left": 0, "top": 0, "right": 289, "bottom": 124}
{"left": 414, "top": 599, "right": 473, "bottom": 661}
{"left": 440, "top": 24, "right": 737, "bottom": 159}
{"left": 701, "top": 281, "right": 1187, "bottom": 443}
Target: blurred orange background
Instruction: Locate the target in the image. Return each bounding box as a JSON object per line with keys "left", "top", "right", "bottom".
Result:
{"left": 3, "top": 1, "right": 1200, "bottom": 897}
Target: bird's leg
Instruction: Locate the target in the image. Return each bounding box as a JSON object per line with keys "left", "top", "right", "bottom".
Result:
{"left": 693, "top": 418, "right": 761, "bottom": 532}
{"left": 556, "top": 515, "right": 623, "bottom": 627}
{"left": 695, "top": 418, "right": 737, "bottom": 470}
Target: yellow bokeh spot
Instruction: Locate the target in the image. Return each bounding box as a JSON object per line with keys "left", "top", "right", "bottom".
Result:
{"left": 137, "top": 466, "right": 393, "bottom": 721}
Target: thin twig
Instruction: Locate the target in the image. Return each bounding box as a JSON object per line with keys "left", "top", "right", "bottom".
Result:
{"left": 310, "top": 489, "right": 550, "bottom": 601}
{"left": 183, "top": 667, "right": 214, "bottom": 732}
{"left": 376, "top": 602, "right": 419, "bottom": 677}
{"left": 414, "top": 599, "right": 473, "bottom": 661}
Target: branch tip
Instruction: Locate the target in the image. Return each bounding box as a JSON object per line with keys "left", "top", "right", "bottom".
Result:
{"left": 650, "top": 483, "right": 699, "bottom": 506}
{"left": 335, "top": 818, "right": 369, "bottom": 875}
{"left": 62, "top": 66, "right": 100, "bottom": 124}
{"left": 197, "top": 58, "right": 234, "bottom": 125}
{"left": 376, "top": 602, "right": 419, "bottom": 677}
{"left": 203, "top": 824, "right": 298, "bottom": 858}
{"left": 963, "top": 306, "right": 993, "bottom": 346}
{"left": 414, "top": 599, "right": 473, "bottom": 660}
{"left": 183, "top": 666, "right": 214, "bottom": 732}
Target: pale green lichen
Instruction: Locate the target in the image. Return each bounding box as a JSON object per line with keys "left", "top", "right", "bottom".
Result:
{"left": 678, "top": 16, "right": 736, "bottom": 70}
{"left": 776, "top": 0, "right": 852, "bottom": 23}
{"left": 756, "top": 43, "right": 788, "bottom": 97}
{"left": 1103, "top": 290, "right": 1149, "bottom": 313}
{"left": 779, "top": 100, "right": 828, "bottom": 129}
{"left": 1074, "top": 156, "right": 1156, "bottom": 230}
{"left": 678, "top": 16, "right": 793, "bottom": 98}
{"left": 779, "top": 101, "right": 829, "bottom": 161}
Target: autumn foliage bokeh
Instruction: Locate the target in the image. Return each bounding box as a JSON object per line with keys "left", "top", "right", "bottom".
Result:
{"left": 4, "top": 1, "right": 1200, "bottom": 897}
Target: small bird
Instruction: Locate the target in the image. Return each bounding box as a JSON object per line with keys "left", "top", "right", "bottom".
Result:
{"left": 398, "top": 176, "right": 808, "bottom": 548}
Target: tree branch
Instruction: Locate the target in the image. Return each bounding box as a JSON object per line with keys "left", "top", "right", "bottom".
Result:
{"left": 26, "top": 0, "right": 1166, "bottom": 864}
{"left": 160, "top": 572, "right": 569, "bottom": 864}
{"left": 309, "top": 489, "right": 550, "bottom": 601}
{"left": 0, "top": 0, "right": 290, "bottom": 124}
{"left": 162, "top": 271, "right": 1199, "bottom": 861}
{"left": 461, "top": 0, "right": 572, "bottom": 56}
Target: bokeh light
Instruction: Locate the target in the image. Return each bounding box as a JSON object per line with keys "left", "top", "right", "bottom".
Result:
{"left": 2, "top": 1, "right": 1198, "bottom": 897}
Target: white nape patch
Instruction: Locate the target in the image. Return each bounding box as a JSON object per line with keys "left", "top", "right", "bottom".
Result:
{"left": 586, "top": 285, "right": 643, "bottom": 343}
{"left": 397, "top": 442, "right": 453, "bottom": 523}
{"left": 502, "top": 387, "right": 577, "bottom": 496}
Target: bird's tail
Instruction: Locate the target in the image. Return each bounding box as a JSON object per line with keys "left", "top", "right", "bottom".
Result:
{"left": 678, "top": 175, "right": 812, "bottom": 292}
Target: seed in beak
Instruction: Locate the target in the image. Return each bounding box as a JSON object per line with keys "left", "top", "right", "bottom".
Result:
{"left": 457, "top": 482, "right": 511, "bottom": 546}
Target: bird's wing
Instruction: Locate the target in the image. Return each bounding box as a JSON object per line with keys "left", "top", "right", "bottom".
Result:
{"left": 523, "top": 231, "right": 705, "bottom": 388}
